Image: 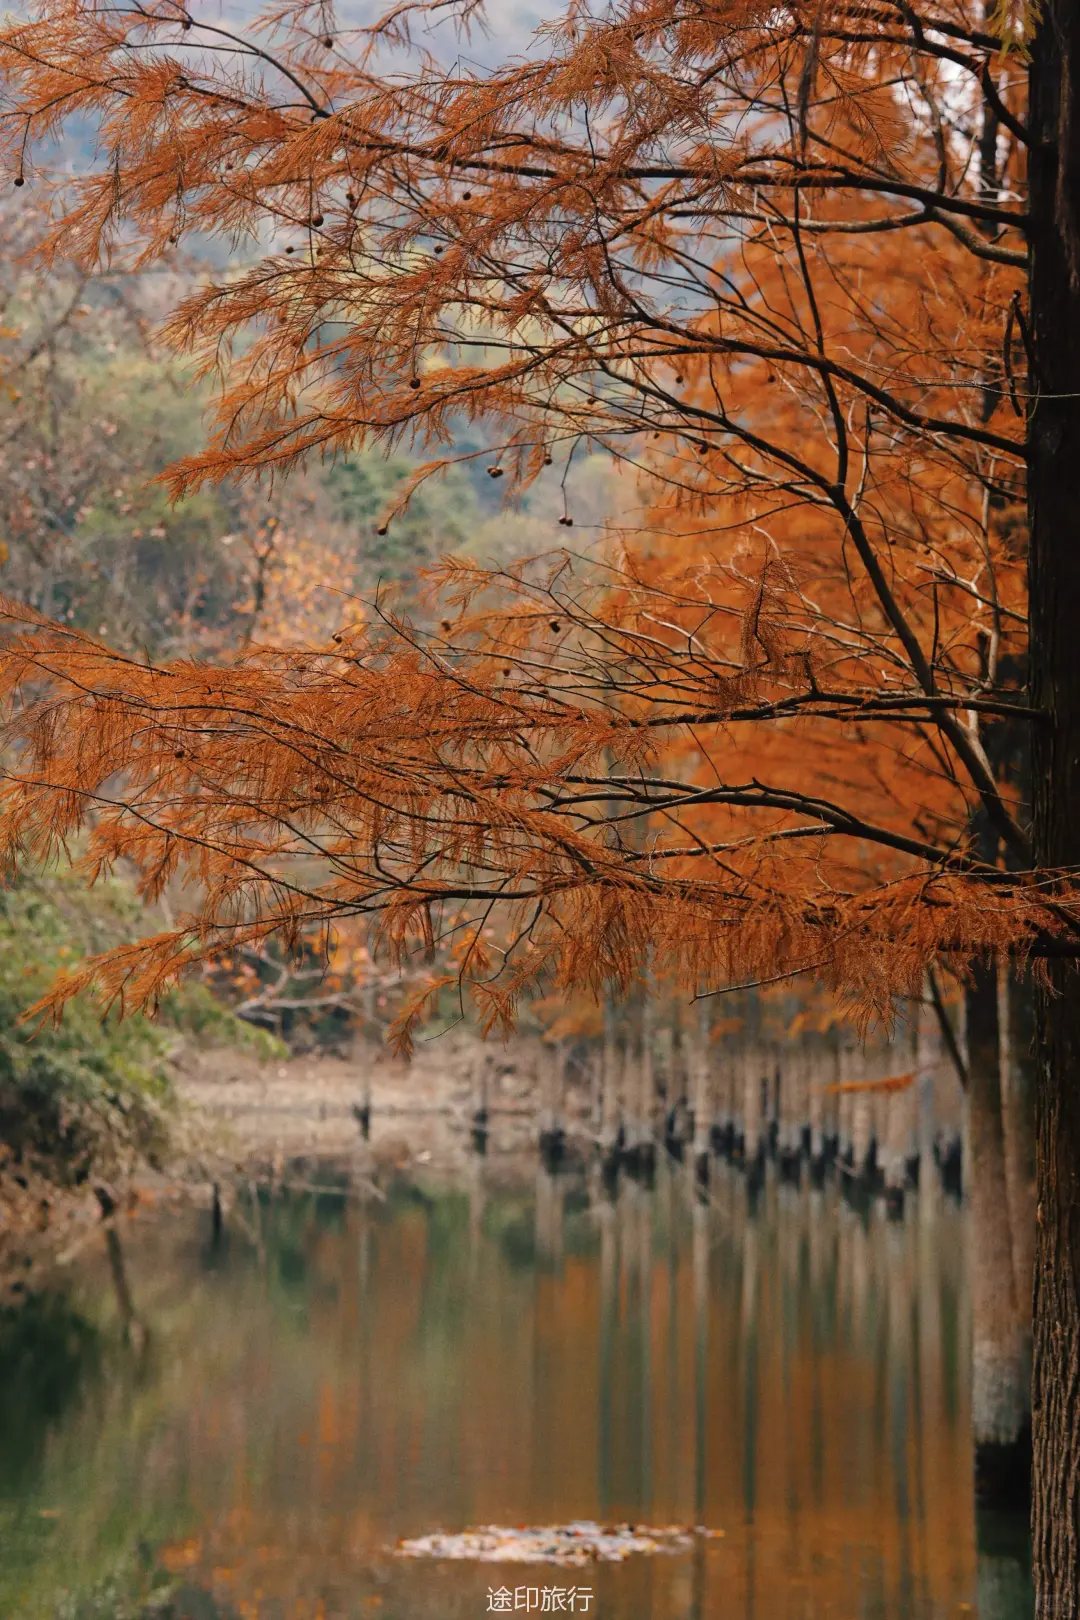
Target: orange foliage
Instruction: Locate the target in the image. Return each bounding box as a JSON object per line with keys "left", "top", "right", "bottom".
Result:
{"left": 0, "top": 0, "right": 1062, "bottom": 1048}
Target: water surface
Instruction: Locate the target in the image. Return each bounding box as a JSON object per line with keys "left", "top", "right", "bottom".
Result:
{"left": 0, "top": 1159, "right": 1031, "bottom": 1619}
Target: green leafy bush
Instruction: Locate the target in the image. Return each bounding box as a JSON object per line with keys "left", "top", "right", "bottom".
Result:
{"left": 0, "top": 871, "right": 278, "bottom": 1190}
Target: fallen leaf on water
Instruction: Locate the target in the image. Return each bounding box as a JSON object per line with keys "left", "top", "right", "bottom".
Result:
{"left": 396, "top": 1522, "right": 695, "bottom": 1566}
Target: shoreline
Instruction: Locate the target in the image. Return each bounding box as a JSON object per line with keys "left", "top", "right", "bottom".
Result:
{"left": 0, "top": 1027, "right": 559, "bottom": 1301}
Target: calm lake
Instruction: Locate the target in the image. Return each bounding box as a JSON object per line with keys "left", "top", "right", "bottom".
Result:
{"left": 0, "top": 1156, "right": 1032, "bottom": 1620}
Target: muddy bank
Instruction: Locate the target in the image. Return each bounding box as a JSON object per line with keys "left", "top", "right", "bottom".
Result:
{"left": 174, "top": 1027, "right": 573, "bottom": 1176}
{"left": 0, "top": 1028, "right": 560, "bottom": 1303}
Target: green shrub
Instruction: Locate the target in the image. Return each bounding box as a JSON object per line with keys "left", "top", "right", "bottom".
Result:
{"left": 0, "top": 870, "right": 280, "bottom": 1189}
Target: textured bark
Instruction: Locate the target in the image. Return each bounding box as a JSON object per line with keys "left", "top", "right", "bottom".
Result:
{"left": 1029, "top": 6, "right": 1080, "bottom": 1610}
{"left": 967, "top": 961, "right": 1031, "bottom": 1508}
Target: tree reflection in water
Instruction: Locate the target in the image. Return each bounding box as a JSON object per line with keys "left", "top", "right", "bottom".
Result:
{"left": 0, "top": 1160, "right": 1033, "bottom": 1619}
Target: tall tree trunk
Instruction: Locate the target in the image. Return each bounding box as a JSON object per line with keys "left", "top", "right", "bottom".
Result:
{"left": 967, "top": 961, "right": 1031, "bottom": 1507}
{"left": 1029, "top": 6, "right": 1080, "bottom": 1610}
{"left": 998, "top": 964, "right": 1037, "bottom": 1330}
